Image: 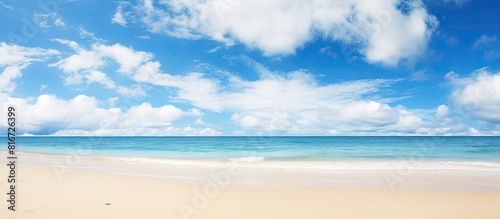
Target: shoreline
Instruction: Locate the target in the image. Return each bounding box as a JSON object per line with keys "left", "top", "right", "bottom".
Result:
{"left": 1, "top": 151, "right": 500, "bottom": 191}
{"left": 5, "top": 151, "right": 500, "bottom": 170}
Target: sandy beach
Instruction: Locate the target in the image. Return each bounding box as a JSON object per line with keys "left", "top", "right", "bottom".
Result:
{"left": 1, "top": 153, "right": 499, "bottom": 219}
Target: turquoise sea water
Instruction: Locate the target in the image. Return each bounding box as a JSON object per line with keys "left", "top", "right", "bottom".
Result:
{"left": 3, "top": 136, "right": 500, "bottom": 171}
{"left": 7, "top": 136, "right": 500, "bottom": 162}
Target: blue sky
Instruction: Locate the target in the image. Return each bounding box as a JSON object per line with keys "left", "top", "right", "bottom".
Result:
{"left": 1, "top": 0, "right": 499, "bottom": 136}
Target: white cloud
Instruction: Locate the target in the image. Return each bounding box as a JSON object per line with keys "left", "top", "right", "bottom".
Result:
{"left": 130, "top": 56, "right": 499, "bottom": 135}
{"left": 107, "top": 97, "right": 119, "bottom": 107}
{"left": 51, "top": 40, "right": 432, "bottom": 134}
{"left": 447, "top": 68, "right": 500, "bottom": 123}
{"left": 410, "top": 68, "right": 429, "bottom": 81}
{"left": 82, "top": 71, "right": 145, "bottom": 97}
{"left": 46, "top": 40, "right": 496, "bottom": 135}
{"left": 112, "top": 4, "right": 128, "bottom": 26}
{"left": 186, "top": 108, "right": 203, "bottom": 117}
{"left": 0, "top": 1, "right": 13, "bottom": 10}
{"left": 125, "top": 102, "right": 183, "bottom": 127}
{"left": 34, "top": 12, "right": 65, "bottom": 28}
{"left": 436, "top": 104, "right": 449, "bottom": 117}
{"left": 195, "top": 117, "right": 205, "bottom": 124}
{"left": 86, "top": 70, "right": 116, "bottom": 88}
{"left": 39, "top": 84, "right": 48, "bottom": 92}
{"left": 50, "top": 39, "right": 104, "bottom": 74}
{"left": 206, "top": 46, "right": 221, "bottom": 53}
{"left": 96, "top": 43, "right": 152, "bottom": 74}
{"left": 116, "top": 85, "right": 146, "bottom": 97}
{"left": 319, "top": 46, "right": 337, "bottom": 58}
{"left": 129, "top": 55, "right": 428, "bottom": 134}
{"left": 472, "top": 35, "right": 500, "bottom": 61}
{"left": 119, "top": 0, "right": 437, "bottom": 66}
{"left": 52, "top": 39, "right": 152, "bottom": 75}
{"left": 232, "top": 130, "right": 245, "bottom": 135}
{"left": 0, "top": 93, "right": 217, "bottom": 136}
{"left": 0, "top": 42, "right": 59, "bottom": 67}
{"left": 0, "top": 42, "right": 59, "bottom": 93}
{"left": 443, "top": 0, "right": 469, "bottom": 5}
{"left": 50, "top": 40, "right": 151, "bottom": 96}
{"left": 0, "top": 65, "right": 26, "bottom": 93}
{"left": 135, "top": 35, "right": 151, "bottom": 40}
{"left": 78, "top": 26, "right": 105, "bottom": 42}
{"left": 483, "top": 50, "right": 500, "bottom": 61}
{"left": 473, "top": 35, "right": 497, "bottom": 49}
{"left": 1, "top": 42, "right": 219, "bottom": 136}
{"left": 53, "top": 126, "right": 221, "bottom": 136}
{"left": 133, "top": 61, "right": 223, "bottom": 110}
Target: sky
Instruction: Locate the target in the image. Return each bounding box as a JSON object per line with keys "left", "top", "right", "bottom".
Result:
{"left": 0, "top": 0, "right": 499, "bottom": 136}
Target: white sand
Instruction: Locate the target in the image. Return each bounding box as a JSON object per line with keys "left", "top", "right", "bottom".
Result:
{"left": 1, "top": 153, "right": 499, "bottom": 219}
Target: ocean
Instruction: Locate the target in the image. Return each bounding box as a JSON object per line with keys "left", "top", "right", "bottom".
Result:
{"left": 7, "top": 136, "right": 500, "bottom": 171}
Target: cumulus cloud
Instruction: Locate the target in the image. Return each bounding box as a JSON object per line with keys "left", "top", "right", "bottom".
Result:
{"left": 51, "top": 39, "right": 152, "bottom": 74}
{"left": 130, "top": 56, "right": 497, "bottom": 135}
{"left": 0, "top": 93, "right": 216, "bottom": 135}
{"left": 43, "top": 40, "right": 495, "bottom": 135}
{"left": 50, "top": 39, "right": 152, "bottom": 96}
{"left": 117, "top": 0, "right": 437, "bottom": 66}
{"left": 404, "top": 104, "right": 484, "bottom": 136}
{"left": 0, "top": 42, "right": 59, "bottom": 93}
{"left": 446, "top": 68, "right": 500, "bottom": 124}
{"left": 0, "top": 41, "right": 218, "bottom": 135}
{"left": 126, "top": 54, "right": 428, "bottom": 134}
{"left": 50, "top": 40, "right": 432, "bottom": 134}
{"left": 53, "top": 126, "right": 221, "bottom": 136}
{"left": 436, "top": 104, "right": 449, "bottom": 117}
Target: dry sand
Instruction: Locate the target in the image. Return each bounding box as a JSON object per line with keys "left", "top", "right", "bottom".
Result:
{"left": 1, "top": 162, "right": 500, "bottom": 219}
